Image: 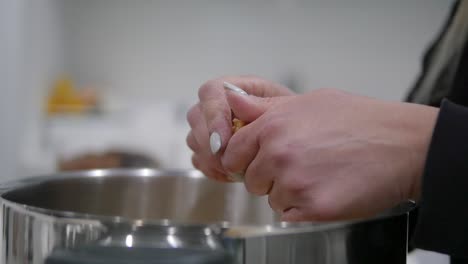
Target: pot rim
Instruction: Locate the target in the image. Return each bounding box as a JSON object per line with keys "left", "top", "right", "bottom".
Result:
{"left": 0, "top": 168, "right": 416, "bottom": 237}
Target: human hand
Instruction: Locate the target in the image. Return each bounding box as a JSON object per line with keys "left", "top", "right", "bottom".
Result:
{"left": 221, "top": 88, "right": 438, "bottom": 221}
{"left": 186, "top": 76, "right": 295, "bottom": 182}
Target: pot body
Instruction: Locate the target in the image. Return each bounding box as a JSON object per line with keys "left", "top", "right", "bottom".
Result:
{"left": 0, "top": 169, "right": 411, "bottom": 264}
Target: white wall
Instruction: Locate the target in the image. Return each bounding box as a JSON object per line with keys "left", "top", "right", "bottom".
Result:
{"left": 18, "top": 0, "right": 68, "bottom": 176}
{"left": 0, "top": 0, "right": 25, "bottom": 180}
{"left": 0, "top": 0, "right": 67, "bottom": 179}
{"left": 62, "top": 0, "right": 452, "bottom": 102}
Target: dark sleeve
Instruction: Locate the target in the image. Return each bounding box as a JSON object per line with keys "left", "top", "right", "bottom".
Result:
{"left": 412, "top": 99, "right": 468, "bottom": 260}
{"left": 406, "top": 0, "right": 461, "bottom": 106}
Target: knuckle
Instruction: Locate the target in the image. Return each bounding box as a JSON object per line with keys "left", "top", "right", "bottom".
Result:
{"left": 203, "top": 105, "right": 230, "bottom": 131}
{"left": 186, "top": 105, "right": 200, "bottom": 127}
{"left": 191, "top": 155, "right": 201, "bottom": 169}
{"left": 245, "top": 182, "right": 265, "bottom": 196}
{"left": 186, "top": 132, "right": 198, "bottom": 151}
{"left": 281, "top": 176, "right": 307, "bottom": 194}
{"left": 244, "top": 173, "right": 268, "bottom": 196}
{"left": 198, "top": 79, "right": 219, "bottom": 99}
{"left": 193, "top": 156, "right": 226, "bottom": 181}
{"left": 223, "top": 134, "right": 244, "bottom": 159}
{"left": 260, "top": 118, "right": 283, "bottom": 139}
{"left": 261, "top": 96, "right": 277, "bottom": 107}
{"left": 220, "top": 155, "right": 236, "bottom": 174}
{"left": 269, "top": 149, "right": 294, "bottom": 170}
{"left": 217, "top": 105, "right": 232, "bottom": 124}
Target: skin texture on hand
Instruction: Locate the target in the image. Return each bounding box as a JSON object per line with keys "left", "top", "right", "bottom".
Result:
{"left": 220, "top": 87, "right": 439, "bottom": 221}
{"left": 186, "top": 76, "right": 295, "bottom": 182}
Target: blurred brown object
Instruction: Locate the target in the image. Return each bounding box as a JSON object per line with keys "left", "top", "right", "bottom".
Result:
{"left": 59, "top": 150, "right": 160, "bottom": 171}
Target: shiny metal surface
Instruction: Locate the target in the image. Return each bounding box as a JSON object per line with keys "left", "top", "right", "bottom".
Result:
{"left": 1, "top": 169, "right": 275, "bottom": 225}
{"left": 224, "top": 208, "right": 409, "bottom": 264}
{"left": 96, "top": 223, "right": 223, "bottom": 250}
{"left": 0, "top": 169, "right": 412, "bottom": 264}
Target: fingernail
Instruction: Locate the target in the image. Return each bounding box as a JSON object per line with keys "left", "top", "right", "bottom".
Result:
{"left": 227, "top": 172, "right": 244, "bottom": 182}
{"left": 210, "top": 132, "right": 222, "bottom": 154}
{"left": 223, "top": 82, "right": 248, "bottom": 96}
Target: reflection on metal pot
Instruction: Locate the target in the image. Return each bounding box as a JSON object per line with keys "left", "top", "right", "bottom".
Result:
{"left": 0, "top": 169, "right": 413, "bottom": 264}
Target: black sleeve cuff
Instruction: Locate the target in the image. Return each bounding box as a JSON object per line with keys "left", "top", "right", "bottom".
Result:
{"left": 413, "top": 99, "right": 468, "bottom": 259}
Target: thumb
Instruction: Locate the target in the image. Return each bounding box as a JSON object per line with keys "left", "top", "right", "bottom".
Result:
{"left": 225, "top": 91, "right": 294, "bottom": 122}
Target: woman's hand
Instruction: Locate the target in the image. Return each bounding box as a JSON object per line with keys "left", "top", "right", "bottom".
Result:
{"left": 221, "top": 88, "right": 438, "bottom": 221}
{"left": 186, "top": 76, "right": 294, "bottom": 182}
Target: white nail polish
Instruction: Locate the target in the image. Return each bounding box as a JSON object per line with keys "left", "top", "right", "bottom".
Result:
{"left": 227, "top": 172, "right": 244, "bottom": 182}
{"left": 210, "top": 132, "right": 222, "bottom": 154}
{"left": 223, "top": 82, "right": 248, "bottom": 95}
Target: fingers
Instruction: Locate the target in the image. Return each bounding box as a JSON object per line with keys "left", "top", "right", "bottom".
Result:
{"left": 241, "top": 148, "right": 275, "bottom": 195}
{"left": 225, "top": 91, "right": 294, "bottom": 122}
{"left": 198, "top": 80, "right": 233, "bottom": 154}
{"left": 186, "top": 130, "right": 199, "bottom": 152}
{"left": 191, "top": 154, "right": 231, "bottom": 182}
{"left": 266, "top": 171, "right": 307, "bottom": 218}
{"left": 221, "top": 93, "right": 294, "bottom": 181}
{"left": 219, "top": 75, "right": 294, "bottom": 97}
{"left": 280, "top": 207, "right": 305, "bottom": 222}
{"left": 197, "top": 76, "right": 294, "bottom": 154}
{"left": 186, "top": 104, "right": 209, "bottom": 148}
{"left": 220, "top": 122, "right": 260, "bottom": 182}
{"left": 268, "top": 177, "right": 306, "bottom": 221}
{"left": 240, "top": 149, "right": 302, "bottom": 217}
{"left": 186, "top": 104, "right": 230, "bottom": 182}
{"left": 271, "top": 175, "right": 337, "bottom": 222}
{"left": 186, "top": 104, "right": 201, "bottom": 128}
{"left": 268, "top": 182, "right": 292, "bottom": 213}
{"left": 189, "top": 75, "right": 294, "bottom": 182}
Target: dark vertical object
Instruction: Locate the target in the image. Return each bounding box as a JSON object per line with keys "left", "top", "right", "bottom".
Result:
{"left": 347, "top": 216, "right": 408, "bottom": 264}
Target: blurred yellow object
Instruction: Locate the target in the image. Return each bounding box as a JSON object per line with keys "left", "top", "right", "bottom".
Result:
{"left": 232, "top": 118, "right": 246, "bottom": 133}
{"left": 46, "top": 77, "right": 96, "bottom": 115}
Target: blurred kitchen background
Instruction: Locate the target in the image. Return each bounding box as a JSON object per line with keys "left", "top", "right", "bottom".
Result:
{"left": 0, "top": 1, "right": 455, "bottom": 263}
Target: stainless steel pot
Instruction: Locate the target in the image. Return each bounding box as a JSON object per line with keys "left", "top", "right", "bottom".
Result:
{"left": 0, "top": 169, "right": 413, "bottom": 264}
